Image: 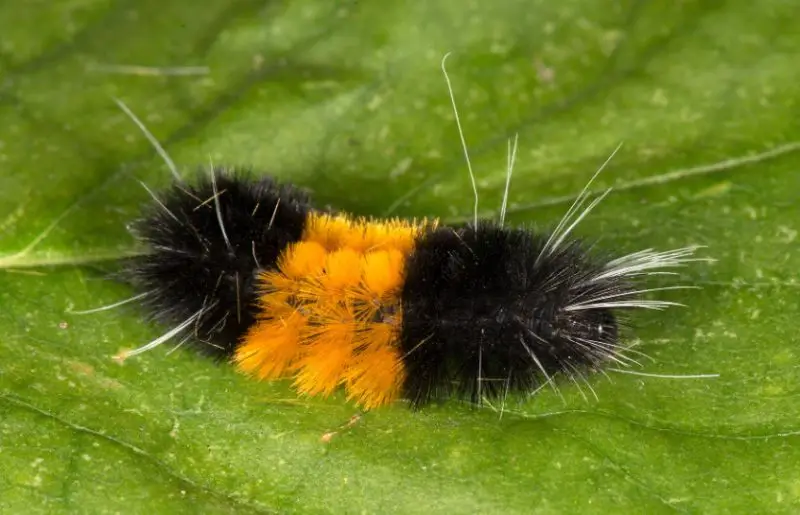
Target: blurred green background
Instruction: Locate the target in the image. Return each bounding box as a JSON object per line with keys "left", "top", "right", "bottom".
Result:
{"left": 1, "top": 1, "right": 799, "bottom": 513}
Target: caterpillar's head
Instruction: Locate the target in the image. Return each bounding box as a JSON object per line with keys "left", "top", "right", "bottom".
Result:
{"left": 399, "top": 222, "right": 633, "bottom": 407}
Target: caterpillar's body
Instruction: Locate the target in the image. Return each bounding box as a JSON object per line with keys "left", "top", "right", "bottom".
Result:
{"left": 123, "top": 168, "right": 699, "bottom": 409}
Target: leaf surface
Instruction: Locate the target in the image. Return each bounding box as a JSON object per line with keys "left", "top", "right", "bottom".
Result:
{"left": 1, "top": 1, "right": 799, "bottom": 513}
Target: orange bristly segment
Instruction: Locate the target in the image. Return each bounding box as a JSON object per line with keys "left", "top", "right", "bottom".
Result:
{"left": 237, "top": 309, "right": 306, "bottom": 380}
{"left": 234, "top": 212, "right": 436, "bottom": 409}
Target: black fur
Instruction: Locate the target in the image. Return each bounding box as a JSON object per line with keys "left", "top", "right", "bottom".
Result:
{"left": 399, "top": 222, "right": 631, "bottom": 407}
{"left": 124, "top": 167, "right": 313, "bottom": 356}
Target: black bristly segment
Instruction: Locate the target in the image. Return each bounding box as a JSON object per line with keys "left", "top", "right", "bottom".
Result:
{"left": 123, "top": 167, "right": 313, "bottom": 357}
{"left": 399, "top": 221, "right": 632, "bottom": 408}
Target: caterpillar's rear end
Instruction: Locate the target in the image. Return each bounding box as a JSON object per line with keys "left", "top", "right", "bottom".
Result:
{"left": 400, "top": 223, "right": 627, "bottom": 406}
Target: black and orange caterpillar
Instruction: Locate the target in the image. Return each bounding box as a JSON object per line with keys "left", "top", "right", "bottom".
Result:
{"left": 121, "top": 168, "right": 699, "bottom": 409}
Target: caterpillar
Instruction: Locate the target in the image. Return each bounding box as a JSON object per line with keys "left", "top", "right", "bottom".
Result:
{"left": 99, "top": 57, "right": 705, "bottom": 410}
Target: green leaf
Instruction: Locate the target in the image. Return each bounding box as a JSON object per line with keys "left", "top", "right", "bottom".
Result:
{"left": 2, "top": 1, "right": 799, "bottom": 513}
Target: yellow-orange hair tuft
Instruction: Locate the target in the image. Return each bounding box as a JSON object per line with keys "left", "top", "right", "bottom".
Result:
{"left": 234, "top": 212, "right": 436, "bottom": 408}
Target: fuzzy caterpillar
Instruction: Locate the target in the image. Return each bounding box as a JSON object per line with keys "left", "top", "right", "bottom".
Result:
{"left": 116, "top": 165, "right": 701, "bottom": 409}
